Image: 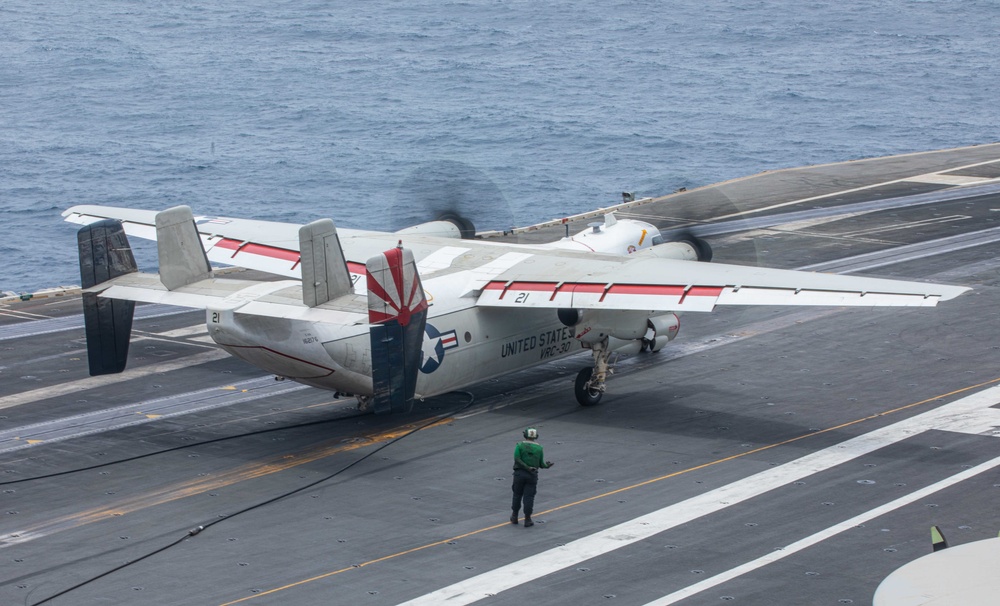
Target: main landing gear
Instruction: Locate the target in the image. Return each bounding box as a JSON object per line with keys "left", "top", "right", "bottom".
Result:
{"left": 574, "top": 340, "right": 612, "bottom": 406}
{"left": 355, "top": 395, "right": 372, "bottom": 412}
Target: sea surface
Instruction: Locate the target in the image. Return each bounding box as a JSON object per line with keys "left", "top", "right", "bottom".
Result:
{"left": 1, "top": 0, "right": 998, "bottom": 293}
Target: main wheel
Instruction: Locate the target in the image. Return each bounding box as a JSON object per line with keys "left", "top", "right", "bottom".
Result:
{"left": 574, "top": 367, "right": 603, "bottom": 407}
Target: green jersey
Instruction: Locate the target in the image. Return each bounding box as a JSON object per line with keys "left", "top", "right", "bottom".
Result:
{"left": 514, "top": 440, "right": 550, "bottom": 471}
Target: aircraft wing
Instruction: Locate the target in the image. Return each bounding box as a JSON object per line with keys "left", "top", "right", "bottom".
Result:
{"left": 475, "top": 254, "right": 969, "bottom": 311}
{"left": 66, "top": 204, "right": 970, "bottom": 312}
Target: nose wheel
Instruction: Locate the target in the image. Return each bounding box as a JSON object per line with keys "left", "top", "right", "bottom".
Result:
{"left": 575, "top": 339, "right": 612, "bottom": 406}
{"left": 574, "top": 367, "right": 604, "bottom": 406}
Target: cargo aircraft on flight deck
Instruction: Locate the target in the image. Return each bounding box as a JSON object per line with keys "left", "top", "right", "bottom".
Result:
{"left": 63, "top": 202, "right": 968, "bottom": 414}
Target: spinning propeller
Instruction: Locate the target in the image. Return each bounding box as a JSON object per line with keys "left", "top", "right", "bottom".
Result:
{"left": 391, "top": 160, "right": 514, "bottom": 240}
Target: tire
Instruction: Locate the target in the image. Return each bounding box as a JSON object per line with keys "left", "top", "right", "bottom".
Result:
{"left": 574, "top": 367, "right": 603, "bottom": 407}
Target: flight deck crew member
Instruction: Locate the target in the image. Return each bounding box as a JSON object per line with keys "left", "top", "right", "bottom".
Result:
{"left": 510, "top": 427, "right": 553, "bottom": 527}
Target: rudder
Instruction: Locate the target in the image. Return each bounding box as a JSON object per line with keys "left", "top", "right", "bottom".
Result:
{"left": 366, "top": 244, "right": 428, "bottom": 414}
{"left": 77, "top": 219, "right": 137, "bottom": 375}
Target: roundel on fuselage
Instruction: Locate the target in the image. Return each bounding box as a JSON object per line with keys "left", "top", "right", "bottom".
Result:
{"left": 420, "top": 323, "right": 458, "bottom": 374}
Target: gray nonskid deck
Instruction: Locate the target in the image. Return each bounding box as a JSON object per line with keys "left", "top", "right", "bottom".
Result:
{"left": 2, "top": 144, "right": 1000, "bottom": 606}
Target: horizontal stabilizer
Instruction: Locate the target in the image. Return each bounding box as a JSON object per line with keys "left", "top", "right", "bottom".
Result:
{"left": 77, "top": 220, "right": 137, "bottom": 375}
{"left": 299, "top": 219, "right": 353, "bottom": 307}
{"left": 156, "top": 206, "right": 213, "bottom": 290}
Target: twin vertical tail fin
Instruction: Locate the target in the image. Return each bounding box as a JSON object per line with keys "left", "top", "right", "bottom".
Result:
{"left": 155, "top": 205, "right": 213, "bottom": 290}
{"left": 77, "top": 219, "right": 138, "bottom": 375}
{"left": 366, "top": 243, "right": 428, "bottom": 414}
{"left": 299, "top": 218, "right": 354, "bottom": 307}
{"left": 77, "top": 205, "right": 212, "bottom": 376}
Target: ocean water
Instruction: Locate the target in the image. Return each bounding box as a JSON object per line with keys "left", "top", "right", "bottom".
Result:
{"left": 1, "top": 0, "right": 998, "bottom": 293}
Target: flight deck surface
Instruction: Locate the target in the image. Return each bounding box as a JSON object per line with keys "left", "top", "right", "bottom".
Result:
{"left": 3, "top": 144, "right": 1000, "bottom": 605}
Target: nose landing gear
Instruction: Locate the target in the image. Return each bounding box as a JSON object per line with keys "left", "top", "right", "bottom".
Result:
{"left": 574, "top": 340, "right": 612, "bottom": 406}
{"left": 575, "top": 367, "right": 603, "bottom": 406}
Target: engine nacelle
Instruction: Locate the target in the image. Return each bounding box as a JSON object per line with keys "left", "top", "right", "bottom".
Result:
{"left": 394, "top": 220, "right": 462, "bottom": 239}
{"left": 634, "top": 236, "right": 713, "bottom": 262}
{"left": 394, "top": 214, "right": 476, "bottom": 240}
{"left": 545, "top": 213, "right": 713, "bottom": 261}
{"left": 558, "top": 308, "right": 654, "bottom": 346}
{"left": 644, "top": 313, "right": 680, "bottom": 352}
{"left": 607, "top": 336, "right": 643, "bottom": 356}
{"left": 546, "top": 213, "right": 663, "bottom": 256}
{"left": 634, "top": 241, "right": 698, "bottom": 261}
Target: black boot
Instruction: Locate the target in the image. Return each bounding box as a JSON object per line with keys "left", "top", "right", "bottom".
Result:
{"left": 524, "top": 516, "right": 534, "bottom": 527}
{"left": 510, "top": 512, "right": 518, "bottom": 524}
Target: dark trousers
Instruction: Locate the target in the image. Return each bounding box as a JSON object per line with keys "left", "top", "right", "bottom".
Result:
{"left": 511, "top": 468, "right": 538, "bottom": 516}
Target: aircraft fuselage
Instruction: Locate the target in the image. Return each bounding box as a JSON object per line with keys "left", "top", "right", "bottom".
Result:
{"left": 206, "top": 301, "right": 582, "bottom": 398}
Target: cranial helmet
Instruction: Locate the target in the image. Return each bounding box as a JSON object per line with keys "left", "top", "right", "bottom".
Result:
{"left": 523, "top": 427, "right": 538, "bottom": 440}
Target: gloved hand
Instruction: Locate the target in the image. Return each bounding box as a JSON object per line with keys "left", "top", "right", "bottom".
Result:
{"left": 545, "top": 461, "right": 554, "bottom": 468}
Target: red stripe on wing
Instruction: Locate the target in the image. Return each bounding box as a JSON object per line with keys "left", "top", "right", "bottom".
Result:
{"left": 212, "top": 239, "right": 369, "bottom": 278}
{"left": 214, "top": 238, "right": 300, "bottom": 262}
{"left": 482, "top": 280, "right": 724, "bottom": 303}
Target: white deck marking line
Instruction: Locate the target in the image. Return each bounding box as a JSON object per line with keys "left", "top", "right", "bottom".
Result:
{"left": 831, "top": 214, "right": 970, "bottom": 238}
{"left": 0, "top": 349, "right": 230, "bottom": 411}
{"left": 0, "top": 382, "right": 310, "bottom": 455}
{"left": 0, "top": 347, "right": 88, "bottom": 372}
{"left": 641, "top": 453, "right": 1000, "bottom": 605}
{"left": 0, "top": 332, "right": 215, "bottom": 372}
{"left": 152, "top": 323, "right": 210, "bottom": 338}
{"left": 0, "top": 308, "right": 51, "bottom": 320}
{"left": 710, "top": 157, "right": 1000, "bottom": 221}
{"left": 129, "top": 333, "right": 218, "bottom": 350}
{"left": 0, "top": 303, "right": 193, "bottom": 341}
{"left": 907, "top": 174, "right": 1000, "bottom": 186}
{"left": 399, "top": 384, "right": 1000, "bottom": 606}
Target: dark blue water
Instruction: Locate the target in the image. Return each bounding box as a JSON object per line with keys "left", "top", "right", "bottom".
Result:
{"left": 2, "top": 0, "right": 998, "bottom": 292}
